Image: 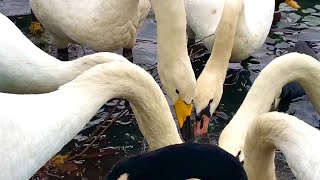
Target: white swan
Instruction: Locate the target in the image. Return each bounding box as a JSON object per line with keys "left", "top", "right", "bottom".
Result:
{"left": 244, "top": 112, "right": 320, "bottom": 180}
{"left": 0, "top": 13, "right": 125, "bottom": 94}
{"left": 30, "top": 0, "right": 151, "bottom": 61}
{"left": 191, "top": 0, "right": 242, "bottom": 135}
{"left": 0, "top": 54, "right": 179, "bottom": 179}
{"left": 30, "top": 0, "right": 196, "bottom": 132}
{"left": 188, "top": 0, "right": 301, "bottom": 136}
{"left": 219, "top": 53, "right": 320, "bottom": 161}
{"left": 0, "top": 53, "right": 244, "bottom": 179}
{"left": 184, "top": 0, "right": 300, "bottom": 61}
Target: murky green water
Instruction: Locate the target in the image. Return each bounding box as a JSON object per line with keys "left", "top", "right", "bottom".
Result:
{"left": 1, "top": 0, "right": 319, "bottom": 179}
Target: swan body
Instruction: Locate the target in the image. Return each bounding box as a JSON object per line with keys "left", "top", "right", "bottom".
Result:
{"left": 23, "top": 0, "right": 198, "bottom": 131}
{"left": 107, "top": 143, "right": 247, "bottom": 180}
{"left": 219, "top": 53, "right": 320, "bottom": 161}
{"left": 0, "top": 54, "right": 182, "bottom": 179}
{"left": 30, "top": 0, "right": 151, "bottom": 52}
{"left": 185, "top": 0, "right": 274, "bottom": 62}
{"left": 0, "top": 13, "right": 126, "bottom": 94}
{"left": 244, "top": 112, "right": 320, "bottom": 180}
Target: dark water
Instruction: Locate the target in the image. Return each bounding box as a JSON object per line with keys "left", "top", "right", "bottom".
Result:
{"left": 1, "top": 0, "right": 320, "bottom": 179}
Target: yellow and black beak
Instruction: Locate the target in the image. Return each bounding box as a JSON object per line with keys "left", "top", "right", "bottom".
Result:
{"left": 285, "top": 0, "right": 300, "bottom": 9}
{"left": 174, "top": 98, "right": 194, "bottom": 141}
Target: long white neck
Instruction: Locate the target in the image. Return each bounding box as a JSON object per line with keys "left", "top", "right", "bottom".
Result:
{"left": 0, "top": 13, "right": 122, "bottom": 94}
{"left": 219, "top": 53, "right": 320, "bottom": 156}
{"left": 204, "top": 0, "right": 242, "bottom": 72}
{"left": 194, "top": 0, "right": 242, "bottom": 113}
{"left": 149, "top": 0, "right": 189, "bottom": 67}
{"left": 0, "top": 60, "right": 182, "bottom": 179}
{"left": 244, "top": 112, "right": 320, "bottom": 180}
{"left": 149, "top": 0, "right": 196, "bottom": 103}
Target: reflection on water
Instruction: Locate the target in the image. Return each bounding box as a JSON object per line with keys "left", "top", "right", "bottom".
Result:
{"left": 1, "top": 0, "right": 319, "bottom": 179}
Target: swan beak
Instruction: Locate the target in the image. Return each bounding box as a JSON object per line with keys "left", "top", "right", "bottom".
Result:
{"left": 180, "top": 115, "right": 194, "bottom": 141}
{"left": 174, "top": 98, "right": 192, "bottom": 128}
{"left": 174, "top": 98, "right": 193, "bottom": 140}
{"left": 194, "top": 106, "right": 210, "bottom": 136}
{"left": 285, "top": 0, "right": 300, "bottom": 9}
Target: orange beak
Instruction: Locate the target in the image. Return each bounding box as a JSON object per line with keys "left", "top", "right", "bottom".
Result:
{"left": 285, "top": 0, "right": 301, "bottom": 9}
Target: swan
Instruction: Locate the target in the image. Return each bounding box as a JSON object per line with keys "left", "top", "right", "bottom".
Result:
{"left": 29, "top": 0, "right": 151, "bottom": 61}
{"left": 244, "top": 112, "right": 320, "bottom": 180}
{"left": 188, "top": 0, "right": 300, "bottom": 136}
{"left": 1, "top": 53, "right": 241, "bottom": 179}
{"left": 0, "top": 13, "right": 126, "bottom": 94}
{"left": 106, "top": 143, "right": 247, "bottom": 180}
{"left": 191, "top": 0, "right": 242, "bottom": 136}
{"left": 273, "top": 0, "right": 300, "bottom": 25}
{"left": 184, "top": 0, "right": 300, "bottom": 61}
{"left": 1, "top": 54, "right": 177, "bottom": 179}
{"left": 218, "top": 52, "right": 320, "bottom": 161}
{"left": 30, "top": 0, "right": 197, "bottom": 134}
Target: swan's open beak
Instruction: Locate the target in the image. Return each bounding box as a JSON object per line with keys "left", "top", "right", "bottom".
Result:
{"left": 175, "top": 98, "right": 193, "bottom": 141}
{"left": 285, "top": 0, "right": 300, "bottom": 9}
{"left": 194, "top": 106, "right": 210, "bottom": 137}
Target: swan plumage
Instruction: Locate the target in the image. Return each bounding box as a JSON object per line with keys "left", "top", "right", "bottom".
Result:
{"left": 185, "top": 0, "right": 274, "bottom": 62}
{"left": 1, "top": 52, "right": 246, "bottom": 179}
{"left": 275, "top": 41, "right": 318, "bottom": 111}
{"left": 0, "top": 13, "right": 126, "bottom": 94}
{"left": 13, "top": 0, "right": 198, "bottom": 132}
{"left": 219, "top": 53, "right": 320, "bottom": 161}
{"left": 190, "top": 0, "right": 242, "bottom": 136}
{"left": 0, "top": 54, "right": 181, "bottom": 179}
{"left": 185, "top": 0, "right": 300, "bottom": 61}
{"left": 187, "top": 0, "right": 301, "bottom": 136}
{"left": 244, "top": 112, "right": 320, "bottom": 180}
{"left": 30, "top": 0, "right": 151, "bottom": 60}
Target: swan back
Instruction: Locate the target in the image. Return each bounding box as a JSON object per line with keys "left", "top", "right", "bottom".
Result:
{"left": 0, "top": 13, "right": 128, "bottom": 94}
{"left": 244, "top": 112, "right": 320, "bottom": 180}
{"left": 185, "top": 0, "right": 274, "bottom": 61}
{"left": 31, "top": 0, "right": 150, "bottom": 50}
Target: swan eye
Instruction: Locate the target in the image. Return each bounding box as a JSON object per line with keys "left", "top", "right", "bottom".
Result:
{"left": 241, "top": 160, "right": 244, "bottom": 165}
{"left": 175, "top": 89, "right": 180, "bottom": 94}
{"left": 209, "top": 99, "right": 213, "bottom": 104}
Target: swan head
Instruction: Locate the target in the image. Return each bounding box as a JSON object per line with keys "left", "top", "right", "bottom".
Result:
{"left": 192, "top": 72, "right": 223, "bottom": 137}
{"left": 158, "top": 60, "right": 196, "bottom": 141}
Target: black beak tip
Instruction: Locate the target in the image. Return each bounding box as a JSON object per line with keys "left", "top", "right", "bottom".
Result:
{"left": 180, "top": 116, "right": 194, "bottom": 141}
{"left": 195, "top": 113, "right": 202, "bottom": 122}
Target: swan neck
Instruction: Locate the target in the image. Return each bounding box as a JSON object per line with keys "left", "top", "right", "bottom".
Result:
{"left": 60, "top": 62, "right": 182, "bottom": 149}
{"left": 149, "top": 0, "right": 189, "bottom": 66}
{"left": 204, "top": 0, "right": 242, "bottom": 74}
{"left": 234, "top": 53, "right": 320, "bottom": 127}
{"left": 244, "top": 112, "right": 320, "bottom": 180}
